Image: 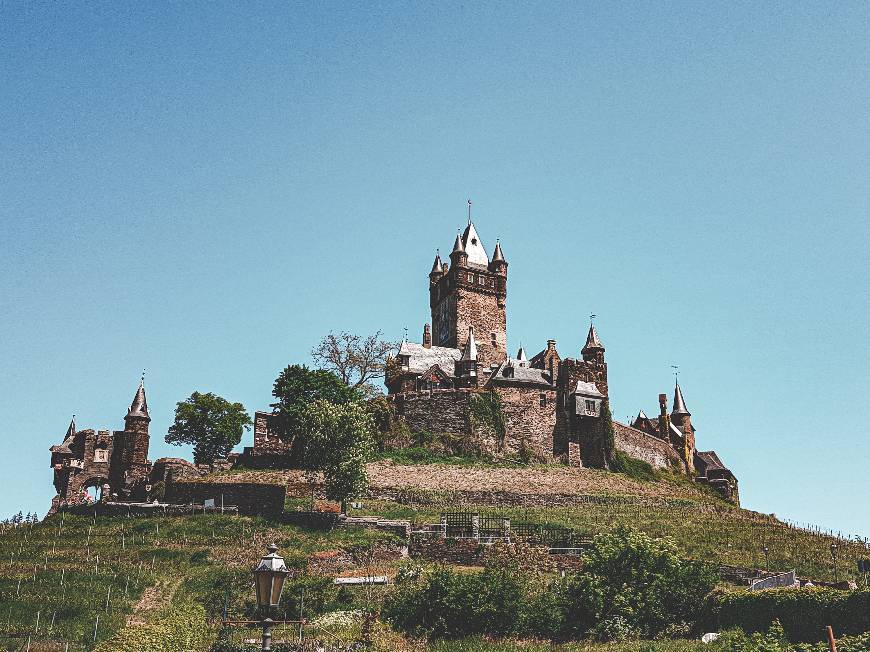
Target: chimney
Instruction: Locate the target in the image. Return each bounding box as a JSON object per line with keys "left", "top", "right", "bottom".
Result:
{"left": 547, "top": 339, "right": 556, "bottom": 351}
{"left": 423, "top": 323, "right": 432, "bottom": 349}
{"left": 658, "top": 393, "right": 670, "bottom": 441}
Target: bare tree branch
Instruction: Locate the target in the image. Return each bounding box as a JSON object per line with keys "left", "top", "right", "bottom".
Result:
{"left": 311, "top": 330, "right": 396, "bottom": 390}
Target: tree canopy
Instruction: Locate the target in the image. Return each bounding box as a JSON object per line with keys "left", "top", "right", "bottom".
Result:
{"left": 311, "top": 331, "right": 395, "bottom": 395}
{"left": 165, "top": 391, "right": 252, "bottom": 464}
{"left": 297, "top": 398, "right": 374, "bottom": 510}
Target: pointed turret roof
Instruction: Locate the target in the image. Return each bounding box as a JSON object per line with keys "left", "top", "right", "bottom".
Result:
{"left": 64, "top": 416, "right": 76, "bottom": 440}
{"left": 491, "top": 241, "right": 506, "bottom": 263}
{"left": 582, "top": 323, "right": 604, "bottom": 351}
{"left": 460, "top": 326, "right": 478, "bottom": 361}
{"left": 430, "top": 252, "right": 443, "bottom": 274}
{"left": 460, "top": 222, "right": 489, "bottom": 266}
{"left": 516, "top": 345, "right": 527, "bottom": 362}
{"left": 127, "top": 381, "right": 150, "bottom": 420}
{"left": 451, "top": 232, "right": 465, "bottom": 255}
{"left": 672, "top": 381, "right": 690, "bottom": 417}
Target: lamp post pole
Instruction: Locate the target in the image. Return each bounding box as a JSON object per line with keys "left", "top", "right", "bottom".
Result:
{"left": 261, "top": 617, "right": 273, "bottom": 652}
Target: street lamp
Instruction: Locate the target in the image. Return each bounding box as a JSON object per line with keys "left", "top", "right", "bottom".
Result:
{"left": 252, "top": 544, "right": 289, "bottom": 652}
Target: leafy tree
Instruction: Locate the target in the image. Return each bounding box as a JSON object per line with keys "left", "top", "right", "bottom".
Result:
{"left": 562, "top": 527, "right": 718, "bottom": 640}
{"left": 297, "top": 399, "right": 374, "bottom": 512}
{"left": 311, "top": 331, "right": 396, "bottom": 396}
{"left": 166, "top": 392, "right": 252, "bottom": 464}
{"left": 270, "top": 365, "right": 358, "bottom": 456}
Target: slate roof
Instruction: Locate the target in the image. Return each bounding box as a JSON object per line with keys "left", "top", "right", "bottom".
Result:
{"left": 696, "top": 450, "right": 726, "bottom": 471}
{"left": 490, "top": 361, "right": 551, "bottom": 387}
{"left": 574, "top": 380, "right": 605, "bottom": 398}
{"left": 127, "top": 383, "right": 150, "bottom": 419}
{"left": 582, "top": 324, "right": 604, "bottom": 351}
{"left": 672, "top": 381, "right": 690, "bottom": 416}
{"left": 397, "top": 341, "right": 462, "bottom": 376}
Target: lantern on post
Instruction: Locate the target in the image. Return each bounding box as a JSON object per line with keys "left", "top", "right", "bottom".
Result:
{"left": 252, "top": 544, "right": 289, "bottom": 652}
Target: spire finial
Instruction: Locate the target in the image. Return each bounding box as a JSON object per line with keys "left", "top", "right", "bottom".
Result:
{"left": 467, "top": 199, "right": 472, "bottom": 225}
{"left": 403, "top": 326, "right": 408, "bottom": 342}
{"left": 140, "top": 369, "right": 146, "bottom": 387}
{"left": 590, "top": 313, "right": 596, "bottom": 323}
{"left": 671, "top": 365, "right": 679, "bottom": 381}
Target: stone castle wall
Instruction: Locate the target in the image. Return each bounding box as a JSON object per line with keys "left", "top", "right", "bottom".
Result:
{"left": 494, "top": 385, "right": 558, "bottom": 461}
{"left": 612, "top": 421, "right": 684, "bottom": 470}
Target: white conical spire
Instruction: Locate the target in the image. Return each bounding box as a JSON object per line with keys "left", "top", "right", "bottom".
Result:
{"left": 460, "top": 326, "right": 478, "bottom": 361}
{"left": 460, "top": 222, "right": 489, "bottom": 266}
{"left": 516, "top": 345, "right": 527, "bottom": 363}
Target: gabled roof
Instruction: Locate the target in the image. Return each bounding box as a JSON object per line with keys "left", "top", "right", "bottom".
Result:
{"left": 419, "top": 364, "right": 453, "bottom": 385}
{"left": 397, "top": 341, "right": 462, "bottom": 376}
{"left": 574, "top": 380, "right": 605, "bottom": 398}
{"left": 127, "top": 382, "right": 150, "bottom": 420}
{"left": 672, "top": 381, "right": 690, "bottom": 417}
{"left": 582, "top": 323, "right": 604, "bottom": 351}
{"left": 460, "top": 222, "right": 489, "bottom": 267}
{"left": 695, "top": 450, "right": 726, "bottom": 471}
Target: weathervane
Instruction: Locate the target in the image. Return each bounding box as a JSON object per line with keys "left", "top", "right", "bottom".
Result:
{"left": 467, "top": 199, "right": 472, "bottom": 225}
{"left": 403, "top": 326, "right": 408, "bottom": 342}
{"left": 671, "top": 365, "right": 679, "bottom": 379}
{"left": 590, "top": 313, "right": 597, "bottom": 322}
{"left": 140, "top": 369, "right": 146, "bottom": 386}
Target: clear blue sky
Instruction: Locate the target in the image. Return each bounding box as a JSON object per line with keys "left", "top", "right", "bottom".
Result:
{"left": 1, "top": 2, "right": 868, "bottom": 535}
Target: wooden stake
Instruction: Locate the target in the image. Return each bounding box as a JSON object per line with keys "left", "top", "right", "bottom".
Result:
{"left": 827, "top": 625, "right": 837, "bottom": 652}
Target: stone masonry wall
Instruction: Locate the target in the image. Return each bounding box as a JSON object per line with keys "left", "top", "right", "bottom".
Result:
{"left": 391, "top": 390, "right": 470, "bottom": 439}
{"left": 613, "top": 421, "right": 684, "bottom": 470}
{"left": 495, "top": 385, "right": 558, "bottom": 461}
{"left": 166, "top": 481, "right": 285, "bottom": 516}
{"left": 455, "top": 285, "right": 506, "bottom": 368}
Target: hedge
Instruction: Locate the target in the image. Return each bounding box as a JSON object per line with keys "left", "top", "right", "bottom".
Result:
{"left": 716, "top": 588, "right": 870, "bottom": 643}
{"left": 92, "top": 601, "right": 212, "bottom": 652}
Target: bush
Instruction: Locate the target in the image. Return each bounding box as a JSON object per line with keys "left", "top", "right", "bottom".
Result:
{"left": 716, "top": 587, "right": 870, "bottom": 643}
{"left": 611, "top": 450, "right": 658, "bottom": 482}
{"left": 559, "top": 527, "right": 718, "bottom": 640}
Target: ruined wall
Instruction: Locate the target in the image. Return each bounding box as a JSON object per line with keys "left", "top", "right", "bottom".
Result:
{"left": 612, "top": 421, "right": 684, "bottom": 471}
{"left": 494, "top": 385, "right": 558, "bottom": 461}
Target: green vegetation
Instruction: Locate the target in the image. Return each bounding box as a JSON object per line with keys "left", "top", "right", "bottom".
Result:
{"left": 298, "top": 399, "right": 375, "bottom": 510}
{"left": 469, "top": 392, "right": 507, "bottom": 451}
{"left": 349, "top": 498, "right": 866, "bottom": 583}
{"left": 384, "top": 529, "right": 717, "bottom": 642}
{"left": 0, "top": 512, "right": 396, "bottom": 651}
{"left": 166, "top": 391, "right": 252, "bottom": 464}
{"left": 716, "top": 588, "right": 870, "bottom": 642}
{"left": 611, "top": 451, "right": 659, "bottom": 482}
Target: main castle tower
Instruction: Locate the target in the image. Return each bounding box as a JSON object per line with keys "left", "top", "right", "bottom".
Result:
{"left": 428, "top": 218, "right": 508, "bottom": 368}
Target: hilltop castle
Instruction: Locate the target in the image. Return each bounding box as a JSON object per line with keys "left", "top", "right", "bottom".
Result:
{"left": 380, "top": 218, "right": 738, "bottom": 502}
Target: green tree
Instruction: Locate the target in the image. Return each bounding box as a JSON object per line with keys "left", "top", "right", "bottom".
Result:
{"left": 165, "top": 392, "right": 252, "bottom": 464}
{"left": 297, "top": 399, "right": 374, "bottom": 512}
{"left": 311, "top": 330, "right": 396, "bottom": 396}
{"left": 563, "top": 527, "right": 718, "bottom": 640}
{"left": 271, "top": 365, "right": 359, "bottom": 457}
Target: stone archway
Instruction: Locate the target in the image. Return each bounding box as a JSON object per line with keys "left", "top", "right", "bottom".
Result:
{"left": 79, "top": 476, "right": 110, "bottom": 503}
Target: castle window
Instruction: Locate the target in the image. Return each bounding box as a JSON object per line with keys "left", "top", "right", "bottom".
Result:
{"left": 478, "top": 275, "right": 485, "bottom": 286}
{"left": 490, "top": 333, "right": 497, "bottom": 347}
{"left": 539, "top": 392, "right": 547, "bottom": 407}
{"left": 93, "top": 449, "right": 108, "bottom": 463}
{"left": 468, "top": 273, "right": 475, "bottom": 283}
{"left": 585, "top": 400, "right": 597, "bottom": 414}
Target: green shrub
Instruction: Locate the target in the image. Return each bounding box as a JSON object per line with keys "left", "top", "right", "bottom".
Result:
{"left": 561, "top": 527, "right": 718, "bottom": 640}
{"left": 716, "top": 588, "right": 870, "bottom": 643}
{"left": 611, "top": 450, "right": 659, "bottom": 482}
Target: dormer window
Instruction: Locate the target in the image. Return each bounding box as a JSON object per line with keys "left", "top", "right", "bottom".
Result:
{"left": 503, "top": 366, "right": 514, "bottom": 378}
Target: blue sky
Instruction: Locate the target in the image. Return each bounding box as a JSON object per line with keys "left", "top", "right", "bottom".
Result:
{"left": 1, "top": 2, "right": 868, "bottom": 534}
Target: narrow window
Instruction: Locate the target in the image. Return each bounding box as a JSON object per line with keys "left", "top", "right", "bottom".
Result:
{"left": 539, "top": 393, "right": 547, "bottom": 408}
{"left": 490, "top": 333, "right": 497, "bottom": 347}
{"left": 468, "top": 273, "right": 475, "bottom": 283}
{"left": 585, "top": 400, "right": 596, "bottom": 413}
{"left": 478, "top": 275, "right": 485, "bottom": 286}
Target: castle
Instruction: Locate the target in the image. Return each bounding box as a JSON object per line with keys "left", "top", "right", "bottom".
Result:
{"left": 49, "top": 217, "right": 738, "bottom": 507}
{"left": 380, "top": 218, "right": 739, "bottom": 502}
{"left": 49, "top": 381, "right": 200, "bottom": 508}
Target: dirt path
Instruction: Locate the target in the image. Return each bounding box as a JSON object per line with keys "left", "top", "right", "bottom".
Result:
{"left": 125, "top": 577, "right": 181, "bottom": 626}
